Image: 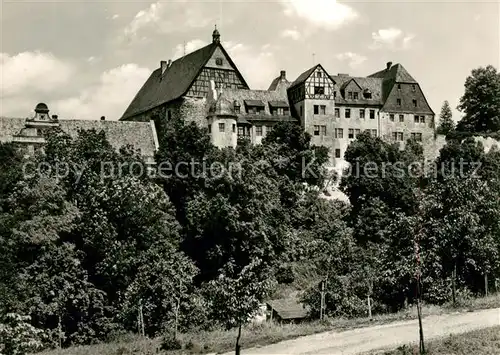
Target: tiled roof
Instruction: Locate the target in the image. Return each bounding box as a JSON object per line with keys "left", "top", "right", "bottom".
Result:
{"left": 289, "top": 65, "right": 318, "bottom": 89}
{"left": 331, "top": 76, "right": 384, "bottom": 105}
{"left": 368, "top": 63, "right": 417, "bottom": 83}
{"left": 121, "top": 42, "right": 249, "bottom": 120}
{"left": 217, "top": 88, "right": 297, "bottom": 123}
{"left": 267, "top": 298, "right": 308, "bottom": 320}
{"left": 268, "top": 75, "right": 291, "bottom": 92}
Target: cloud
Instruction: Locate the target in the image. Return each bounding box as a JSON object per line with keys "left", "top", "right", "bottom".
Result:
{"left": 53, "top": 64, "right": 150, "bottom": 120}
{"left": 122, "top": 1, "right": 214, "bottom": 43}
{"left": 172, "top": 39, "right": 207, "bottom": 60}
{"left": 336, "top": 52, "right": 367, "bottom": 68}
{"left": 224, "top": 42, "right": 278, "bottom": 90}
{"left": 281, "top": 0, "right": 358, "bottom": 30}
{"left": 0, "top": 51, "right": 73, "bottom": 99}
{"left": 281, "top": 29, "right": 301, "bottom": 41}
{"left": 370, "top": 27, "right": 415, "bottom": 50}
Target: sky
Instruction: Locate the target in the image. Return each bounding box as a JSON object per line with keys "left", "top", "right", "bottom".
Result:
{"left": 1, "top": 0, "right": 499, "bottom": 121}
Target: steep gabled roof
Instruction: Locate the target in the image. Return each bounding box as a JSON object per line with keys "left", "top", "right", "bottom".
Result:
{"left": 368, "top": 63, "right": 417, "bottom": 83}
{"left": 289, "top": 64, "right": 336, "bottom": 89}
{"left": 121, "top": 42, "right": 249, "bottom": 120}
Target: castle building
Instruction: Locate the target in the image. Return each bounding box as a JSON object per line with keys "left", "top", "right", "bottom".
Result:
{"left": 121, "top": 27, "right": 436, "bottom": 166}
{"left": 0, "top": 103, "right": 158, "bottom": 163}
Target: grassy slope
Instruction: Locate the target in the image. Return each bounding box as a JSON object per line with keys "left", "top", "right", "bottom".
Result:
{"left": 375, "top": 326, "right": 500, "bottom": 355}
{"left": 39, "top": 293, "right": 500, "bottom": 355}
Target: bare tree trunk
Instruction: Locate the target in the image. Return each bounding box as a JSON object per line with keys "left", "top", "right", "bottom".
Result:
{"left": 175, "top": 297, "right": 180, "bottom": 339}
{"left": 485, "top": 273, "right": 489, "bottom": 297}
{"left": 58, "top": 314, "right": 62, "bottom": 349}
{"left": 367, "top": 295, "right": 372, "bottom": 320}
{"left": 235, "top": 323, "right": 242, "bottom": 355}
{"left": 417, "top": 280, "right": 425, "bottom": 354}
{"left": 452, "top": 261, "right": 457, "bottom": 305}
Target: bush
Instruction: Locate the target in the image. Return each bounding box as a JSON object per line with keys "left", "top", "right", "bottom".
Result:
{"left": 160, "top": 334, "right": 182, "bottom": 351}
{"left": 0, "top": 313, "right": 46, "bottom": 355}
{"left": 276, "top": 265, "right": 295, "bottom": 285}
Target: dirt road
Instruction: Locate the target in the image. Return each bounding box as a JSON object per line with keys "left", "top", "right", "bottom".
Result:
{"left": 223, "top": 308, "right": 500, "bottom": 354}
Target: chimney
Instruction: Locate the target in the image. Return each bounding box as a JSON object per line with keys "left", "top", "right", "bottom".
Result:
{"left": 386, "top": 61, "right": 393, "bottom": 70}
{"left": 161, "top": 60, "right": 167, "bottom": 75}
{"left": 100, "top": 116, "right": 105, "bottom": 121}
{"left": 280, "top": 70, "right": 286, "bottom": 80}
{"left": 338, "top": 73, "right": 349, "bottom": 77}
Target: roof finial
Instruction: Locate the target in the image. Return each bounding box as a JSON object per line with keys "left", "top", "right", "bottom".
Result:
{"left": 212, "top": 24, "right": 220, "bottom": 44}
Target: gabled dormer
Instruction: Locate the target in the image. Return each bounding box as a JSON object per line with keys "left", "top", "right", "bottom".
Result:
{"left": 288, "top": 64, "right": 336, "bottom": 104}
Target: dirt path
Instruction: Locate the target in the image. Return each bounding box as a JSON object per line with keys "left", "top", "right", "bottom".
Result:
{"left": 223, "top": 308, "right": 500, "bottom": 354}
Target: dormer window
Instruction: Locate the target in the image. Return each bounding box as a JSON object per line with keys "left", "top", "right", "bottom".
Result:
{"left": 234, "top": 101, "right": 240, "bottom": 113}
{"left": 348, "top": 91, "right": 353, "bottom": 100}
{"left": 397, "top": 98, "right": 402, "bottom": 106}
{"left": 244, "top": 100, "right": 265, "bottom": 114}
{"left": 413, "top": 99, "right": 418, "bottom": 108}
{"left": 353, "top": 92, "right": 359, "bottom": 100}
{"left": 363, "top": 90, "right": 372, "bottom": 99}
{"left": 215, "top": 57, "right": 223, "bottom": 66}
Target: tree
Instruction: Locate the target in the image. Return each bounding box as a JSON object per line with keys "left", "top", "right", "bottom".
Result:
{"left": 436, "top": 101, "right": 455, "bottom": 135}
{"left": 204, "top": 259, "right": 272, "bottom": 354}
{"left": 456, "top": 65, "right": 500, "bottom": 133}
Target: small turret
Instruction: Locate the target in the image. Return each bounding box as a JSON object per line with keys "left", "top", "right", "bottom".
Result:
{"left": 212, "top": 25, "right": 220, "bottom": 43}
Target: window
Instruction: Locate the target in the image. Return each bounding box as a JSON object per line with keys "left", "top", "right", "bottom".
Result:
{"left": 420, "top": 116, "right": 426, "bottom": 123}
{"left": 414, "top": 115, "right": 420, "bottom": 123}
{"left": 353, "top": 92, "right": 359, "bottom": 100}
{"left": 314, "top": 86, "right": 325, "bottom": 95}
{"left": 360, "top": 109, "right": 365, "bottom": 119}
{"left": 348, "top": 128, "right": 354, "bottom": 139}
{"left": 371, "top": 129, "right": 377, "bottom": 136}
{"left": 364, "top": 91, "right": 372, "bottom": 99}
{"left": 335, "top": 108, "right": 340, "bottom": 118}
{"left": 390, "top": 114, "right": 395, "bottom": 122}
{"left": 208, "top": 124, "right": 211, "bottom": 133}
{"left": 167, "top": 110, "right": 172, "bottom": 120}
{"left": 317, "top": 71, "right": 322, "bottom": 78}
{"left": 397, "top": 99, "right": 402, "bottom": 106}
{"left": 218, "top": 123, "right": 225, "bottom": 132}
{"left": 398, "top": 84, "right": 401, "bottom": 90}
{"left": 314, "top": 105, "right": 319, "bottom": 115}
{"left": 334, "top": 91, "right": 337, "bottom": 98}
{"left": 238, "top": 126, "right": 244, "bottom": 136}
{"left": 335, "top": 149, "right": 341, "bottom": 158}
{"left": 335, "top": 128, "right": 343, "bottom": 139}
{"left": 234, "top": 105, "right": 240, "bottom": 114}
{"left": 320, "top": 125, "right": 327, "bottom": 136}
{"left": 370, "top": 110, "right": 375, "bottom": 119}
{"left": 314, "top": 125, "right": 320, "bottom": 136}
{"left": 232, "top": 124, "right": 236, "bottom": 133}
{"left": 256, "top": 126, "right": 263, "bottom": 136}
{"left": 399, "top": 114, "right": 404, "bottom": 122}
{"left": 320, "top": 105, "right": 326, "bottom": 115}
{"left": 355, "top": 129, "right": 361, "bottom": 137}
{"left": 247, "top": 106, "right": 257, "bottom": 114}
{"left": 266, "top": 125, "right": 273, "bottom": 133}
{"left": 392, "top": 132, "right": 404, "bottom": 141}
{"left": 215, "top": 57, "right": 223, "bottom": 66}
{"left": 411, "top": 132, "right": 423, "bottom": 141}
{"left": 413, "top": 99, "right": 418, "bottom": 108}
{"left": 348, "top": 91, "right": 353, "bottom": 100}
{"left": 345, "top": 108, "right": 351, "bottom": 119}
{"left": 412, "top": 84, "right": 416, "bottom": 92}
